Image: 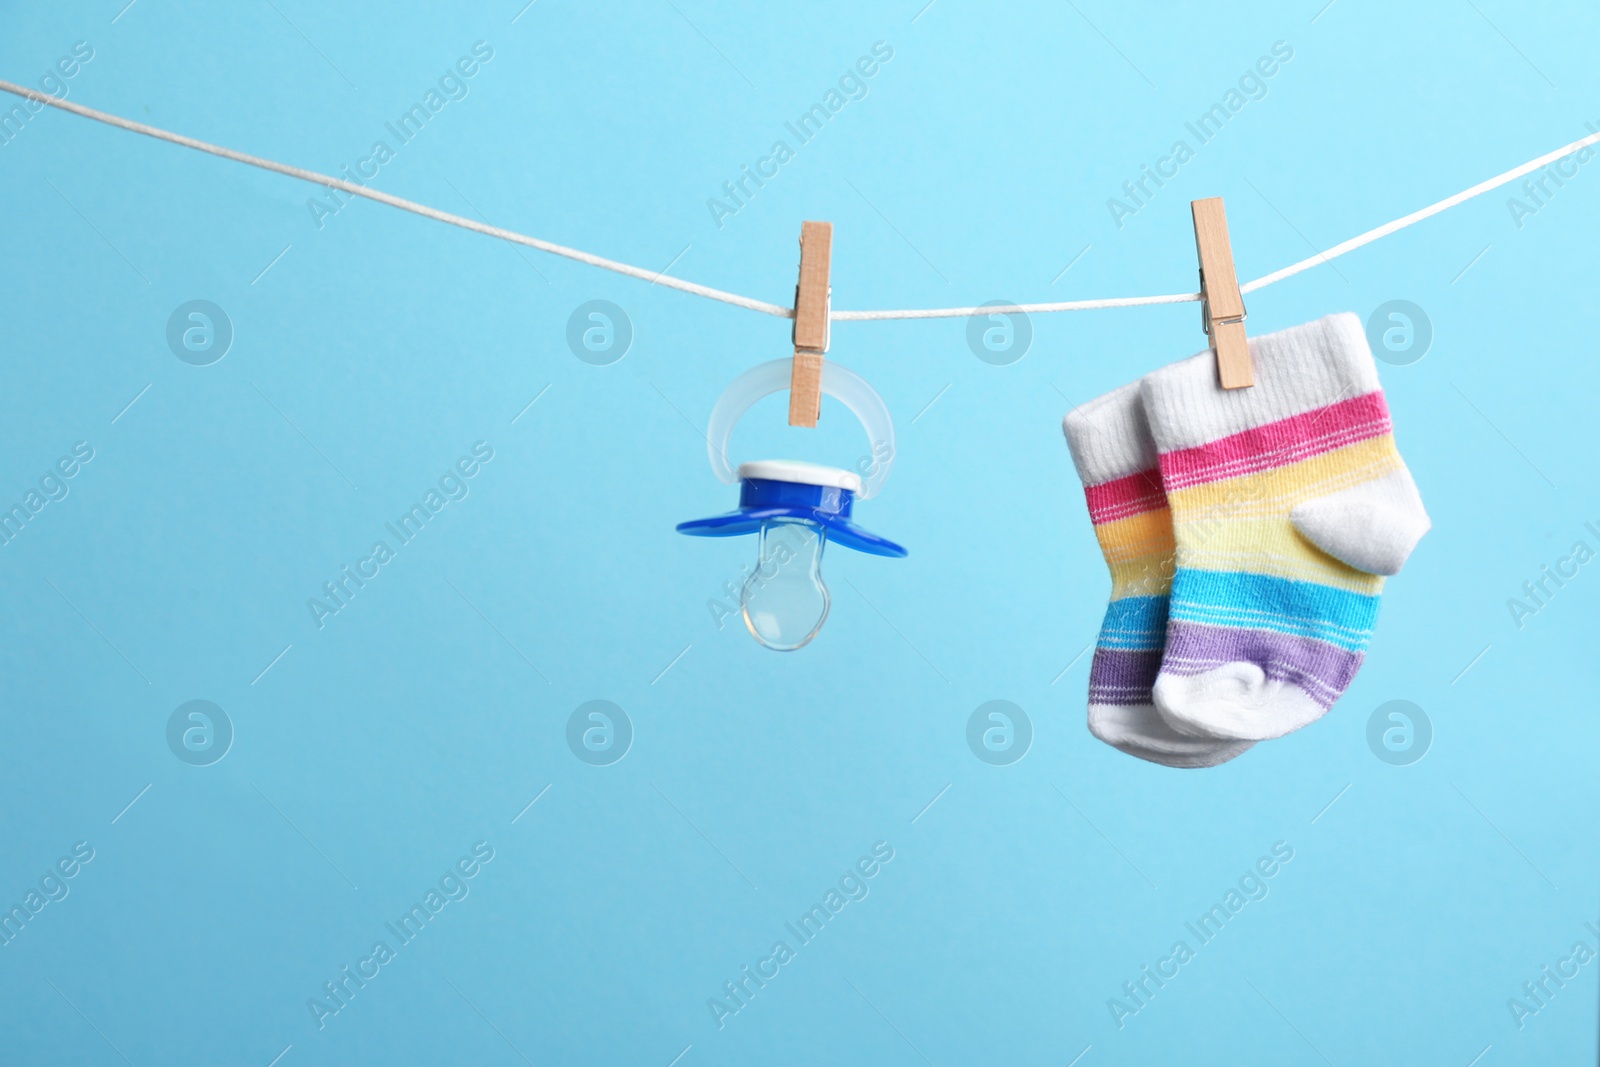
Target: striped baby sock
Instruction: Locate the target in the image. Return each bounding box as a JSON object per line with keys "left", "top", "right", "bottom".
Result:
{"left": 1139, "top": 313, "right": 1430, "bottom": 741}
{"left": 1064, "top": 383, "right": 1254, "bottom": 768}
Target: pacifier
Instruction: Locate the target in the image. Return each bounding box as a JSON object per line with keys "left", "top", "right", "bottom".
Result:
{"left": 676, "top": 358, "right": 906, "bottom": 651}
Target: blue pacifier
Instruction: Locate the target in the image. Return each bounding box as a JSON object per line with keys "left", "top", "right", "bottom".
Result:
{"left": 676, "top": 358, "right": 905, "bottom": 651}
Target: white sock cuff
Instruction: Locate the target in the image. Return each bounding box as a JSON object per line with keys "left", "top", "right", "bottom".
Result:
{"left": 1063, "top": 381, "right": 1159, "bottom": 486}
{"left": 1139, "top": 313, "right": 1382, "bottom": 452}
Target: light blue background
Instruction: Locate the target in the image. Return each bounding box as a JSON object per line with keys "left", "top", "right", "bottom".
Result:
{"left": 2, "top": 2, "right": 1596, "bottom": 1064}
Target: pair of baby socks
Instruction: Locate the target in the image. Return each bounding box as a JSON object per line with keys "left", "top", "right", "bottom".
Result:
{"left": 1063, "top": 313, "right": 1430, "bottom": 767}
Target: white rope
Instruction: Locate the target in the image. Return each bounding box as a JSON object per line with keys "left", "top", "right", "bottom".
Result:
{"left": 831, "top": 292, "right": 1202, "bottom": 320}
{"left": 0, "top": 79, "right": 792, "bottom": 318}
{"left": 4, "top": 78, "right": 1597, "bottom": 323}
{"left": 1242, "top": 127, "right": 1600, "bottom": 294}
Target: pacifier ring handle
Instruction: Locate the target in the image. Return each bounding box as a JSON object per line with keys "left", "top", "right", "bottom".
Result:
{"left": 705, "top": 358, "right": 896, "bottom": 500}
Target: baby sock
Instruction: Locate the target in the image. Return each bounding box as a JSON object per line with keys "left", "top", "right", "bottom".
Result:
{"left": 1063, "top": 383, "right": 1254, "bottom": 768}
{"left": 1139, "top": 313, "right": 1430, "bottom": 741}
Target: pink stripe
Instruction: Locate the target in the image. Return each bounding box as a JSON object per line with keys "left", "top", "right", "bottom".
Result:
{"left": 1160, "top": 392, "right": 1392, "bottom": 490}
{"left": 1085, "top": 469, "right": 1166, "bottom": 525}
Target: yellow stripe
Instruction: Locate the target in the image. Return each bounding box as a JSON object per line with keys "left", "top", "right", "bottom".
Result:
{"left": 1095, "top": 507, "right": 1174, "bottom": 598}
{"left": 1171, "top": 514, "right": 1384, "bottom": 593}
{"left": 1108, "top": 554, "right": 1173, "bottom": 598}
{"left": 1164, "top": 436, "right": 1404, "bottom": 591}
{"left": 1095, "top": 507, "right": 1175, "bottom": 564}
{"left": 1165, "top": 435, "right": 1402, "bottom": 522}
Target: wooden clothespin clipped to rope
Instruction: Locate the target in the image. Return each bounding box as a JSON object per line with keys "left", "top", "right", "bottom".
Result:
{"left": 1190, "top": 197, "right": 1252, "bottom": 389}
{"left": 788, "top": 220, "right": 833, "bottom": 426}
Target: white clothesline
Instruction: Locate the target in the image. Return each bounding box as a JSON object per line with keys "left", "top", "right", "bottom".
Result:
{"left": 2, "top": 77, "right": 1595, "bottom": 322}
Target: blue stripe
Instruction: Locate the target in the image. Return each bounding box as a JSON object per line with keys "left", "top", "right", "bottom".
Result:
{"left": 1098, "top": 595, "right": 1169, "bottom": 651}
{"left": 1167, "top": 569, "right": 1380, "bottom": 653}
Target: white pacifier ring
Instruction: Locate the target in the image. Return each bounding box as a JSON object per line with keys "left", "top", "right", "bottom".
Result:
{"left": 705, "top": 358, "right": 896, "bottom": 500}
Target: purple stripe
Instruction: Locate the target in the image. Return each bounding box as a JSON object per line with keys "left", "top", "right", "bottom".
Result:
{"left": 1088, "top": 648, "right": 1162, "bottom": 706}
{"left": 1158, "top": 621, "right": 1364, "bottom": 709}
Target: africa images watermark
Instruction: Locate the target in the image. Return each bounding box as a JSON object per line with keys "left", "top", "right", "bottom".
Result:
{"left": 308, "top": 41, "right": 496, "bottom": 230}
{"left": 307, "top": 841, "right": 495, "bottom": 1030}
{"left": 1504, "top": 517, "right": 1600, "bottom": 630}
{"left": 0, "top": 40, "right": 95, "bottom": 149}
{"left": 706, "top": 841, "right": 896, "bottom": 1030}
{"left": 1505, "top": 122, "right": 1600, "bottom": 230}
{"left": 0, "top": 841, "right": 96, "bottom": 949}
{"left": 705, "top": 41, "right": 895, "bottom": 230}
{"left": 1106, "top": 840, "right": 1295, "bottom": 1030}
{"left": 0, "top": 441, "right": 95, "bottom": 549}
{"left": 1505, "top": 921, "right": 1600, "bottom": 1032}
{"left": 1106, "top": 41, "right": 1294, "bottom": 230}
{"left": 704, "top": 441, "right": 893, "bottom": 632}
{"left": 306, "top": 442, "right": 495, "bottom": 629}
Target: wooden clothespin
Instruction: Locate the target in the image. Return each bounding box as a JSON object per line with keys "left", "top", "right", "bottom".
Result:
{"left": 1190, "top": 197, "right": 1252, "bottom": 389}
{"left": 787, "top": 220, "right": 833, "bottom": 426}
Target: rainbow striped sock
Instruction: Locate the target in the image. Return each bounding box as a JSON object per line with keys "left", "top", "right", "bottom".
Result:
{"left": 1064, "top": 383, "right": 1254, "bottom": 768}
{"left": 1140, "top": 313, "right": 1430, "bottom": 741}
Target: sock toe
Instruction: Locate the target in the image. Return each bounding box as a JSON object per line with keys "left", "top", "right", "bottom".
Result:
{"left": 1105, "top": 734, "right": 1255, "bottom": 769}
{"left": 1089, "top": 704, "right": 1255, "bottom": 766}
{"left": 1153, "top": 668, "right": 1328, "bottom": 741}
